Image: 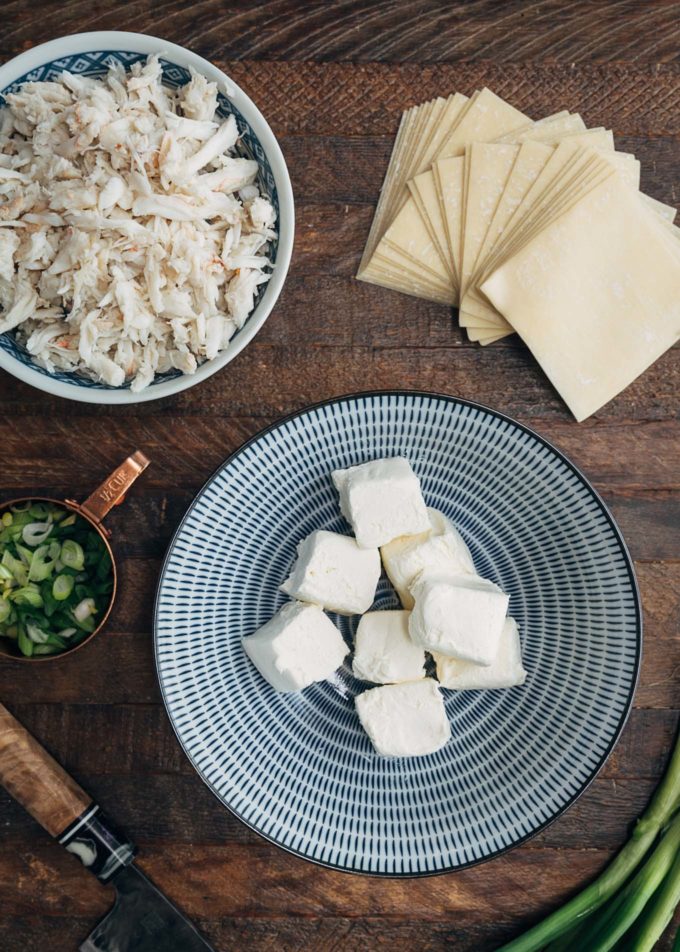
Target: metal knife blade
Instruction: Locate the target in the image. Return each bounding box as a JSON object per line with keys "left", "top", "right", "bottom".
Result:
{"left": 80, "top": 864, "right": 215, "bottom": 952}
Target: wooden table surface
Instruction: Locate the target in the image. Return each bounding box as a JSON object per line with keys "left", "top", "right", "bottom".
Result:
{"left": 0, "top": 2, "right": 679, "bottom": 949}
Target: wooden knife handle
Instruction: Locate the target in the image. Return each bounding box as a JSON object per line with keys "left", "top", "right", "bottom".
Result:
{"left": 0, "top": 702, "right": 135, "bottom": 881}
{"left": 0, "top": 702, "right": 91, "bottom": 837}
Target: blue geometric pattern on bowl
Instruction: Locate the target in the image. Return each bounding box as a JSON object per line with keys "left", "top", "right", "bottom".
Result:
{"left": 154, "top": 392, "right": 641, "bottom": 876}
{"left": 0, "top": 49, "right": 279, "bottom": 390}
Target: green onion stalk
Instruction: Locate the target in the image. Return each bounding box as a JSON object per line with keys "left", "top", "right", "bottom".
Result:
{"left": 623, "top": 848, "right": 680, "bottom": 951}
{"left": 497, "top": 728, "right": 680, "bottom": 952}
{"left": 580, "top": 809, "right": 680, "bottom": 951}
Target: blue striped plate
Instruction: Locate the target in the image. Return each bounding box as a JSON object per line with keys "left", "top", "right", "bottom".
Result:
{"left": 154, "top": 392, "right": 641, "bottom": 876}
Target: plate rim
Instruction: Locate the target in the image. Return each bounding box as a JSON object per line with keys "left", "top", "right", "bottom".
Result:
{"left": 153, "top": 389, "right": 643, "bottom": 878}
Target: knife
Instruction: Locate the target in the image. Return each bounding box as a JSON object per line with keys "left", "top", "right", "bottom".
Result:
{"left": 0, "top": 701, "right": 215, "bottom": 952}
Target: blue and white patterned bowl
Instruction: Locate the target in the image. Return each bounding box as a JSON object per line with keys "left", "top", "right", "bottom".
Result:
{"left": 0, "top": 32, "right": 294, "bottom": 403}
{"left": 154, "top": 392, "right": 641, "bottom": 876}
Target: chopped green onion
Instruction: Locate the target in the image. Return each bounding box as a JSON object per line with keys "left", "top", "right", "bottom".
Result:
{"left": 57, "top": 627, "right": 77, "bottom": 640}
{"left": 0, "top": 501, "right": 112, "bottom": 657}
{"left": 71, "top": 611, "right": 97, "bottom": 633}
{"left": 15, "top": 543, "right": 34, "bottom": 565}
{"left": 97, "top": 555, "right": 112, "bottom": 580}
{"left": 10, "top": 585, "right": 43, "bottom": 608}
{"left": 2, "top": 550, "right": 28, "bottom": 587}
{"left": 40, "top": 581, "right": 59, "bottom": 617}
{"left": 17, "top": 627, "right": 33, "bottom": 657}
{"left": 28, "top": 545, "right": 56, "bottom": 583}
{"left": 25, "top": 611, "right": 50, "bottom": 630}
{"left": 10, "top": 510, "right": 38, "bottom": 527}
{"left": 74, "top": 596, "right": 96, "bottom": 622}
{"left": 51, "top": 610, "right": 76, "bottom": 631}
{"left": 61, "top": 539, "right": 85, "bottom": 571}
{"left": 45, "top": 632, "right": 67, "bottom": 649}
{"left": 22, "top": 522, "right": 53, "bottom": 546}
{"left": 26, "top": 622, "right": 49, "bottom": 644}
{"left": 52, "top": 574, "right": 74, "bottom": 601}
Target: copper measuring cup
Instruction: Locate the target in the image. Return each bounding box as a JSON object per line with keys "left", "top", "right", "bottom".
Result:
{"left": 0, "top": 452, "right": 149, "bottom": 662}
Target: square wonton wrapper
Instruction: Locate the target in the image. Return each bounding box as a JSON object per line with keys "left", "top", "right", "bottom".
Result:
{"left": 481, "top": 175, "right": 680, "bottom": 421}
{"left": 385, "top": 90, "right": 530, "bottom": 282}
{"left": 358, "top": 102, "right": 429, "bottom": 271}
{"left": 462, "top": 148, "right": 616, "bottom": 339}
{"left": 458, "top": 133, "right": 617, "bottom": 339}
{"left": 437, "top": 87, "right": 530, "bottom": 160}
{"left": 467, "top": 158, "right": 617, "bottom": 335}
{"left": 358, "top": 93, "right": 469, "bottom": 272}
{"left": 381, "top": 197, "right": 456, "bottom": 287}
{"left": 407, "top": 90, "right": 532, "bottom": 280}
{"left": 459, "top": 143, "right": 520, "bottom": 301}
{"left": 495, "top": 111, "right": 586, "bottom": 143}
{"left": 459, "top": 140, "right": 554, "bottom": 330}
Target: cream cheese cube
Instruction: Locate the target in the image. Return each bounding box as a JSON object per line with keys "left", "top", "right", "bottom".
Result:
{"left": 409, "top": 573, "right": 509, "bottom": 665}
{"left": 435, "top": 617, "right": 527, "bottom": 690}
{"left": 355, "top": 679, "right": 451, "bottom": 757}
{"left": 332, "top": 457, "right": 430, "bottom": 549}
{"left": 280, "top": 529, "right": 380, "bottom": 615}
{"left": 243, "top": 600, "right": 348, "bottom": 692}
{"left": 381, "top": 508, "right": 476, "bottom": 609}
{"left": 352, "top": 610, "right": 426, "bottom": 684}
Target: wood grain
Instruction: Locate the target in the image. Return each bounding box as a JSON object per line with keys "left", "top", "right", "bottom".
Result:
{"left": 2, "top": 0, "right": 680, "bottom": 65}
{"left": 0, "top": 704, "right": 92, "bottom": 838}
{"left": 0, "top": 2, "right": 679, "bottom": 951}
{"left": 0, "top": 916, "right": 460, "bottom": 952}
{"left": 1, "top": 418, "right": 679, "bottom": 489}
{"left": 1, "top": 340, "right": 680, "bottom": 425}
{"left": 0, "top": 836, "right": 678, "bottom": 949}
{"left": 0, "top": 835, "right": 616, "bottom": 917}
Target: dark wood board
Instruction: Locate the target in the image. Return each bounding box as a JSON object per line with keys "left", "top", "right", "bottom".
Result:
{"left": 0, "top": 2, "right": 679, "bottom": 949}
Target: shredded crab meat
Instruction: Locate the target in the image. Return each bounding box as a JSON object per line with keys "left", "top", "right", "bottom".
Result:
{"left": 0, "top": 55, "right": 277, "bottom": 391}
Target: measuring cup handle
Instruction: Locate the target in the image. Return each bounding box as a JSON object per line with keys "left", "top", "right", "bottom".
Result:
{"left": 78, "top": 451, "right": 150, "bottom": 527}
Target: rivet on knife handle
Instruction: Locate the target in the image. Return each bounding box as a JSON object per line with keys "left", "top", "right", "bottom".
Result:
{"left": 0, "top": 702, "right": 135, "bottom": 881}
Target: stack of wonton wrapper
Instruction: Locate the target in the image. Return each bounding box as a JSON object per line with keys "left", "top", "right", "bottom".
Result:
{"left": 357, "top": 88, "right": 680, "bottom": 422}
